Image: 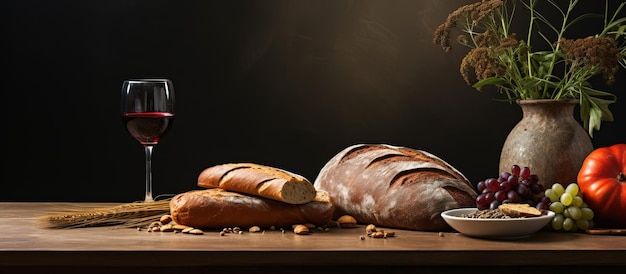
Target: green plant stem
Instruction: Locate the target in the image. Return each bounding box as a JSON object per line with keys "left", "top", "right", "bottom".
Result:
{"left": 542, "top": 0, "right": 577, "bottom": 99}
{"left": 526, "top": 0, "right": 536, "bottom": 82}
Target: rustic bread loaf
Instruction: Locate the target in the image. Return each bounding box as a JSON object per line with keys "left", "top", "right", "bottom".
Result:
{"left": 197, "top": 163, "right": 317, "bottom": 204}
{"left": 314, "top": 144, "right": 477, "bottom": 231}
{"left": 170, "top": 188, "right": 334, "bottom": 229}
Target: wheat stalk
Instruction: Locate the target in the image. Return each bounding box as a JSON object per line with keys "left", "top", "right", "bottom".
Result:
{"left": 39, "top": 199, "right": 171, "bottom": 229}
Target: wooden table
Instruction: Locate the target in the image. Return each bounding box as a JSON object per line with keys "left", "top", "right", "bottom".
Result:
{"left": 1, "top": 202, "right": 625, "bottom": 274}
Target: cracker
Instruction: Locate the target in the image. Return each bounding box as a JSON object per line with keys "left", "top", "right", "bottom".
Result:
{"left": 498, "top": 203, "right": 542, "bottom": 217}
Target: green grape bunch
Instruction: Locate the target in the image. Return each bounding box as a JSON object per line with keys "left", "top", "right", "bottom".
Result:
{"left": 543, "top": 182, "right": 595, "bottom": 232}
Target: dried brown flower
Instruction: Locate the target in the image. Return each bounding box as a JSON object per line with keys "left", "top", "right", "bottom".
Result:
{"left": 460, "top": 47, "right": 507, "bottom": 89}
{"left": 433, "top": 0, "right": 504, "bottom": 52}
{"left": 559, "top": 36, "right": 620, "bottom": 85}
{"left": 459, "top": 34, "right": 518, "bottom": 89}
{"left": 433, "top": 0, "right": 626, "bottom": 136}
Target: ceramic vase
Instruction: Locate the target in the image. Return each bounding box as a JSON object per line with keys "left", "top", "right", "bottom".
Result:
{"left": 499, "top": 99, "right": 593, "bottom": 190}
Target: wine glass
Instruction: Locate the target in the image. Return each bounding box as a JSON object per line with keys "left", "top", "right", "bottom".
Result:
{"left": 121, "top": 79, "right": 175, "bottom": 202}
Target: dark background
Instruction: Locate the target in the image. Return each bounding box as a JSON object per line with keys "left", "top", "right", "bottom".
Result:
{"left": 2, "top": 0, "right": 624, "bottom": 202}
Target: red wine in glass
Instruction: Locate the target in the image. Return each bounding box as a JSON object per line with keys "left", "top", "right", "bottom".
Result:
{"left": 121, "top": 79, "right": 175, "bottom": 202}
{"left": 122, "top": 112, "right": 174, "bottom": 145}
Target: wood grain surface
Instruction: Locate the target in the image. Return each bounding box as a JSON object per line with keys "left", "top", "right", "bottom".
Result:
{"left": 1, "top": 202, "right": 625, "bottom": 273}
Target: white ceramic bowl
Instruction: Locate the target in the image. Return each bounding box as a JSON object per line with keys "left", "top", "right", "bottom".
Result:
{"left": 441, "top": 207, "right": 555, "bottom": 239}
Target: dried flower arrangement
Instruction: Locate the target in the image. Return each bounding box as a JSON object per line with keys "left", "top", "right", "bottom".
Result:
{"left": 433, "top": 0, "right": 625, "bottom": 136}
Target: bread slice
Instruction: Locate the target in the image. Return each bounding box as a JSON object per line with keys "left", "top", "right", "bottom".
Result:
{"left": 498, "top": 203, "right": 542, "bottom": 217}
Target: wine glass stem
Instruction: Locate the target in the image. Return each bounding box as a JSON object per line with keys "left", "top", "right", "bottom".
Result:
{"left": 144, "top": 145, "right": 155, "bottom": 202}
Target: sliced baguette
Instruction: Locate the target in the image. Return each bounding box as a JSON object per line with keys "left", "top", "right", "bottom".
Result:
{"left": 198, "top": 163, "right": 317, "bottom": 204}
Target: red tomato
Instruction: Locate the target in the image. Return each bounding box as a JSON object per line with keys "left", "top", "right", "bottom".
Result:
{"left": 577, "top": 144, "right": 626, "bottom": 228}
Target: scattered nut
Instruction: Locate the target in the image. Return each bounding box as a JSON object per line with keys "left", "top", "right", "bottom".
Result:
{"left": 172, "top": 224, "right": 189, "bottom": 231}
{"left": 160, "top": 224, "right": 174, "bottom": 232}
{"left": 294, "top": 224, "right": 310, "bottom": 235}
{"left": 337, "top": 215, "right": 357, "bottom": 228}
{"left": 144, "top": 219, "right": 204, "bottom": 235}
{"left": 249, "top": 226, "right": 261, "bottom": 233}
{"left": 360, "top": 235, "right": 366, "bottom": 240}
{"left": 371, "top": 231, "right": 385, "bottom": 238}
{"left": 160, "top": 215, "right": 173, "bottom": 224}
{"left": 365, "top": 224, "right": 377, "bottom": 234}
{"left": 219, "top": 231, "right": 225, "bottom": 236}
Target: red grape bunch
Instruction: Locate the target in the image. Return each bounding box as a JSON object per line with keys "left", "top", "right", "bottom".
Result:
{"left": 475, "top": 165, "right": 545, "bottom": 210}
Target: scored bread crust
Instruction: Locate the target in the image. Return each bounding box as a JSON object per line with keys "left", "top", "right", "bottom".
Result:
{"left": 314, "top": 144, "right": 478, "bottom": 231}
{"left": 170, "top": 188, "right": 334, "bottom": 229}
{"left": 197, "top": 163, "right": 317, "bottom": 204}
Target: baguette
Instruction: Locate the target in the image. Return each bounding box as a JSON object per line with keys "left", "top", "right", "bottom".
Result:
{"left": 314, "top": 144, "right": 477, "bottom": 231}
{"left": 169, "top": 188, "right": 334, "bottom": 229}
{"left": 198, "top": 163, "right": 317, "bottom": 204}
